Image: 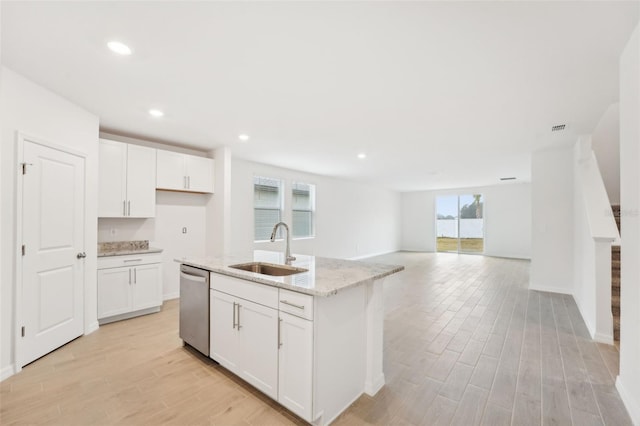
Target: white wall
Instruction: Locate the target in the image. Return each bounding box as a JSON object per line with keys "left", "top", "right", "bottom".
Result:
{"left": 616, "top": 24, "right": 640, "bottom": 426}
{"left": 230, "top": 159, "right": 402, "bottom": 259}
{"left": 592, "top": 103, "right": 620, "bottom": 205}
{"left": 0, "top": 67, "right": 99, "bottom": 380}
{"left": 399, "top": 183, "right": 532, "bottom": 259}
{"left": 96, "top": 132, "right": 212, "bottom": 300}
{"left": 530, "top": 146, "right": 575, "bottom": 294}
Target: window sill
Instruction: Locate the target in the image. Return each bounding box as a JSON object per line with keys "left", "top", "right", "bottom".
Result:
{"left": 292, "top": 236, "right": 315, "bottom": 241}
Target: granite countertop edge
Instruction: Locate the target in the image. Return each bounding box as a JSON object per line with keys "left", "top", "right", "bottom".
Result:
{"left": 98, "top": 247, "right": 164, "bottom": 257}
{"left": 177, "top": 254, "right": 405, "bottom": 297}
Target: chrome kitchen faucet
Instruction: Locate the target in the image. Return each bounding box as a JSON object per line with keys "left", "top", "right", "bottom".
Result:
{"left": 270, "top": 222, "right": 296, "bottom": 265}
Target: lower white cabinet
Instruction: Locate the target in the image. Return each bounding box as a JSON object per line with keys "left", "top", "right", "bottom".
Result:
{"left": 97, "top": 254, "right": 163, "bottom": 324}
{"left": 278, "top": 311, "right": 313, "bottom": 420}
{"left": 210, "top": 277, "right": 279, "bottom": 400}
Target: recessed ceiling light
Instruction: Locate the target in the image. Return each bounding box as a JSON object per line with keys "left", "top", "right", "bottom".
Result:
{"left": 357, "top": 153, "right": 367, "bottom": 159}
{"left": 107, "top": 41, "right": 132, "bottom": 55}
{"left": 238, "top": 134, "right": 250, "bottom": 142}
{"left": 148, "top": 109, "right": 164, "bottom": 117}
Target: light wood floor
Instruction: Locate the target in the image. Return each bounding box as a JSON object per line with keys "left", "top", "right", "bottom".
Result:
{"left": 0, "top": 252, "right": 631, "bottom": 425}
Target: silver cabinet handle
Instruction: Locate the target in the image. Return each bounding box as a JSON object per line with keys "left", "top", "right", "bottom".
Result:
{"left": 237, "top": 304, "right": 242, "bottom": 329}
{"left": 280, "top": 300, "right": 305, "bottom": 310}
{"left": 123, "top": 200, "right": 126, "bottom": 216}
{"left": 127, "top": 200, "right": 131, "bottom": 216}
{"left": 123, "top": 258, "right": 143, "bottom": 262}
{"left": 278, "top": 318, "right": 283, "bottom": 349}
{"left": 187, "top": 176, "right": 190, "bottom": 189}
{"left": 128, "top": 269, "right": 131, "bottom": 284}
{"left": 76, "top": 252, "right": 86, "bottom": 259}
{"left": 232, "top": 302, "right": 237, "bottom": 329}
{"left": 134, "top": 268, "right": 137, "bottom": 284}
{"left": 183, "top": 176, "right": 187, "bottom": 189}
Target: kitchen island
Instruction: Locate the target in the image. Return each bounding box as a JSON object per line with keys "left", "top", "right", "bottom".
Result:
{"left": 178, "top": 250, "right": 404, "bottom": 425}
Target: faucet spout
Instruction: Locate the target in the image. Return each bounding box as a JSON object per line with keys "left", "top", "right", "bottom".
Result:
{"left": 270, "top": 222, "right": 296, "bottom": 265}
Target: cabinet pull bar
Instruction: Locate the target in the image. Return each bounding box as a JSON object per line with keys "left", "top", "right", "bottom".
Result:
{"left": 128, "top": 269, "right": 131, "bottom": 284}
{"left": 278, "top": 318, "right": 283, "bottom": 349}
{"left": 123, "top": 258, "right": 143, "bottom": 262}
{"left": 280, "top": 300, "right": 305, "bottom": 310}
{"left": 127, "top": 200, "right": 131, "bottom": 216}
{"left": 187, "top": 176, "right": 190, "bottom": 189}
{"left": 184, "top": 176, "right": 187, "bottom": 189}
{"left": 232, "top": 302, "right": 237, "bottom": 329}
{"left": 134, "top": 268, "right": 137, "bottom": 283}
{"left": 123, "top": 200, "right": 126, "bottom": 216}
{"left": 237, "top": 304, "right": 242, "bottom": 329}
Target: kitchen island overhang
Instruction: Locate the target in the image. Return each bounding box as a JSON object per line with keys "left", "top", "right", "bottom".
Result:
{"left": 176, "top": 250, "right": 404, "bottom": 425}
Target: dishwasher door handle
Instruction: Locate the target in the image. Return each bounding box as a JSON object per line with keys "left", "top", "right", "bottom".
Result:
{"left": 180, "top": 272, "right": 207, "bottom": 283}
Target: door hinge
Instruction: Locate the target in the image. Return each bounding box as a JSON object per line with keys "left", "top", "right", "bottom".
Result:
{"left": 21, "top": 162, "right": 32, "bottom": 175}
{"left": 21, "top": 326, "right": 25, "bottom": 337}
{"left": 21, "top": 245, "right": 25, "bottom": 256}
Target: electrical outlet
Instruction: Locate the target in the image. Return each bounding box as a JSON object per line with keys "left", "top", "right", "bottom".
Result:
{"left": 182, "top": 227, "right": 187, "bottom": 234}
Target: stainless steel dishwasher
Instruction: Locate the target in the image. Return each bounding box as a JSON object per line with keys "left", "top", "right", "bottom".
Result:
{"left": 179, "top": 265, "right": 209, "bottom": 356}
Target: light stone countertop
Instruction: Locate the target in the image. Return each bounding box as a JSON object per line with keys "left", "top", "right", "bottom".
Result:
{"left": 176, "top": 250, "right": 404, "bottom": 297}
{"left": 98, "top": 240, "right": 163, "bottom": 257}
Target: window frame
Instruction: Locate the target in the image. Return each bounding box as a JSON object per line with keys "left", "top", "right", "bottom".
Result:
{"left": 253, "top": 175, "right": 284, "bottom": 242}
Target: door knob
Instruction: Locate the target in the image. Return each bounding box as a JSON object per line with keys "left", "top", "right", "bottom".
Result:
{"left": 77, "top": 252, "right": 87, "bottom": 259}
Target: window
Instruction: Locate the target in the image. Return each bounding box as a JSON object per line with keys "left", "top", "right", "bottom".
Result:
{"left": 435, "top": 194, "right": 484, "bottom": 253}
{"left": 254, "top": 176, "right": 283, "bottom": 241}
{"left": 292, "top": 182, "right": 315, "bottom": 238}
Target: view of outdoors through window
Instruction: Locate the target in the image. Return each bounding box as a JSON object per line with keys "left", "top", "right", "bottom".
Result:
{"left": 254, "top": 176, "right": 283, "bottom": 241}
{"left": 292, "top": 182, "right": 315, "bottom": 238}
{"left": 436, "top": 194, "right": 484, "bottom": 253}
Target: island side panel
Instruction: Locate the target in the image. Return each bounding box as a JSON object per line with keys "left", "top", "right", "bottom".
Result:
{"left": 364, "top": 278, "right": 386, "bottom": 395}
{"left": 313, "top": 284, "right": 366, "bottom": 425}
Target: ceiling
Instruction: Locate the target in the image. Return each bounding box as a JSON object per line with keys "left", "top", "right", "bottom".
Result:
{"left": 2, "top": 1, "right": 638, "bottom": 191}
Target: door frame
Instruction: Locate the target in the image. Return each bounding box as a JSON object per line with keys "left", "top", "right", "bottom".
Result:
{"left": 14, "top": 132, "right": 88, "bottom": 372}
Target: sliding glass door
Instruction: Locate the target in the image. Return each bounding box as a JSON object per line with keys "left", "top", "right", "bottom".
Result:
{"left": 436, "top": 194, "right": 484, "bottom": 253}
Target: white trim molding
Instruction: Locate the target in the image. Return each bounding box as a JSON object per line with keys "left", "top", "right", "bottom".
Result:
{"left": 616, "top": 376, "right": 640, "bottom": 426}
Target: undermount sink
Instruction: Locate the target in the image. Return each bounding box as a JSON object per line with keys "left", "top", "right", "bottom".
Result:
{"left": 228, "top": 262, "right": 308, "bottom": 277}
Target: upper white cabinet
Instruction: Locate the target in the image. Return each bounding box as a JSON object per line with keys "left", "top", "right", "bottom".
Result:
{"left": 156, "top": 150, "right": 214, "bottom": 193}
{"left": 98, "top": 139, "right": 156, "bottom": 218}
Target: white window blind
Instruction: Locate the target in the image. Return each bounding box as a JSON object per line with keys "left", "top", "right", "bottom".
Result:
{"left": 292, "top": 182, "right": 315, "bottom": 238}
{"left": 254, "top": 176, "right": 283, "bottom": 241}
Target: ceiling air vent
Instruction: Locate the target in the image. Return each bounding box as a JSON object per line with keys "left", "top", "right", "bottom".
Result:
{"left": 551, "top": 124, "right": 566, "bottom": 132}
{"left": 500, "top": 177, "right": 516, "bottom": 181}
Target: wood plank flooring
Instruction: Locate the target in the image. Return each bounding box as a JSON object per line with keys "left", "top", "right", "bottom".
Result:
{"left": 0, "top": 252, "right": 631, "bottom": 425}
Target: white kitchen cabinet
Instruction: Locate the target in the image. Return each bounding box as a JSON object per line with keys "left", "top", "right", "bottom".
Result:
{"left": 97, "top": 253, "right": 163, "bottom": 324}
{"left": 98, "top": 139, "right": 156, "bottom": 218}
{"left": 210, "top": 274, "right": 278, "bottom": 400}
{"left": 210, "top": 290, "right": 241, "bottom": 371}
{"left": 156, "top": 150, "right": 214, "bottom": 193}
{"left": 278, "top": 311, "right": 313, "bottom": 420}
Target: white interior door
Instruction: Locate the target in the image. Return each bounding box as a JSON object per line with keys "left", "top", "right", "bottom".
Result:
{"left": 21, "top": 139, "right": 85, "bottom": 367}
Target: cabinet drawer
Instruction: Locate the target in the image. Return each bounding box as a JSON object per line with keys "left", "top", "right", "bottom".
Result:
{"left": 210, "top": 273, "right": 278, "bottom": 309}
{"left": 279, "top": 289, "right": 314, "bottom": 320}
{"left": 98, "top": 253, "right": 162, "bottom": 270}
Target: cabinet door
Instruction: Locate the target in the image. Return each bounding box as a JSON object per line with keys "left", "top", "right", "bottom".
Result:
{"left": 186, "top": 155, "right": 214, "bottom": 193}
{"left": 131, "top": 263, "right": 162, "bottom": 311}
{"left": 126, "top": 145, "right": 156, "bottom": 218}
{"left": 156, "top": 150, "right": 186, "bottom": 191}
{"left": 98, "top": 139, "right": 127, "bottom": 217}
{"left": 97, "top": 267, "right": 132, "bottom": 318}
{"left": 238, "top": 299, "right": 279, "bottom": 400}
{"left": 210, "top": 290, "right": 241, "bottom": 374}
{"left": 278, "top": 311, "right": 313, "bottom": 420}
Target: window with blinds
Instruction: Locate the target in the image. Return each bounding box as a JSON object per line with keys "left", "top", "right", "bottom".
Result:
{"left": 254, "top": 176, "right": 283, "bottom": 241}
{"left": 292, "top": 182, "right": 315, "bottom": 238}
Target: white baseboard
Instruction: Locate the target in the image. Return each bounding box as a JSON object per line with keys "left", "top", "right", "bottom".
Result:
{"left": 163, "top": 291, "right": 179, "bottom": 301}
{"left": 86, "top": 321, "right": 99, "bottom": 335}
{"left": 528, "top": 284, "right": 573, "bottom": 295}
{"left": 593, "top": 332, "right": 614, "bottom": 345}
{"left": 348, "top": 250, "right": 398, "bottom": 261}
{"left": 364, "top": 373, "right": 385, "bottom": 396}
{"left": 1, "top": 364, "right": 16, "bottom": 382}
{"left": 616, "top": 376, "right": 640, "bottom": 426}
